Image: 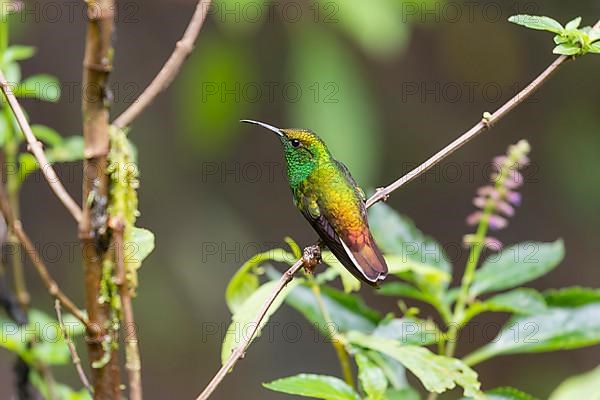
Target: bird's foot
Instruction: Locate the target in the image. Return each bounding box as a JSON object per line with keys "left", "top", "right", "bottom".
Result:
{"left": 302, "top": 244, "right": 322, "bottom": 274}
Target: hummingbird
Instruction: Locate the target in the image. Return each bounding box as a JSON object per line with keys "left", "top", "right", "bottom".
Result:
{"left": 241, "top": 119, "right": 388, "bottom": 286}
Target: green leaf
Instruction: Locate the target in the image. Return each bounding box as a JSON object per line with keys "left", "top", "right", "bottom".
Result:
{"left": 544, "top": 287, "right": 600, "bottom": 307}
{"left": 226, "top": 249, "right": 294, "bottom": 313}
{"left": 30, "top": 371, "right": 92, "bottom": 400}
{"left": 548, "top": 365, "right": 600, "bottom": 400}
{"left": 356, "top": 353, "right": 388, "bottom": 400}
{"left": 463, "top": 303, "right": 600, "bottom": 366}
{"left": 128, "top": 227, "right": 155, "bottom": 267}
{"left": 322, "top": 251, "right": 361, "bottom": 293}
{"left": 264, "top": 374, "right": 361, "bottom": 400}
{"left": 14, "top": 74, "right": 61, "bottom": 102}
{"left": 4, "top": 62, "right": 21, "bottom": 83}
{"left": 553, "top": 44, "right": 581, "bottom": 55}
{"left": 221, "top": 280, "right": 299, "bottom": 364}
{"left": 383, "top": 388, "right": 421, "bottom": 400}
{"left": 470, "top": 240, "right": 564, "bottom": 297}
{"left": 589, "top": 41, "right": 600, "bottom": 54}
{"left": 565, "top": 17, "right": 582, "bottom": 30}
{"left": 464, "top": 288, "right": 547, "bottom": 324}
{"left": 0, "top": 315, "right": 27, "bottom": 354}
{"left": 379, "top": 282, "right": 433, "bottom": 303}
{"left": 372, "top": 318, "right": 440, "bottom": 346}
{"left": 508, "top": 15, "right": 564, "bottom": 34}
{"left": 31, "top": 124, "right": 63, "bottom": 146}
{"left": 284, "top": 282, "right": 380, "bottom": 335}
{"left": 283, "top": 279, "right": 377, "bottom": 336}
{"left": 290, "top": 26, "right": 381, "bottom": 185}
{"left": 347, "top": 331, "right": 483, "bottom": 398}
{"left": 462, "top": 386, "right": 538, "bottom": 400}
{"left": 362, "top": 350, "right": 409, "bottom": 390}
{"left": 369, "top": 203, "right": 451, "bottom": 276}
{"left": 46, "top": 136, "right": 85, "bottom": 163}
{"left": 385, "top": 255, "right": 451, "bottom": 287}
{"left": 2, "top": 45, "right": 36, "bottom": 65}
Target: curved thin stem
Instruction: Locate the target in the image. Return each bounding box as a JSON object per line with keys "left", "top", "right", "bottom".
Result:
{"left": 112, "top": 0, "right": 212, "bottom": 129}
{"left": 0, "top": 70, "right": 82, "bottom": 222}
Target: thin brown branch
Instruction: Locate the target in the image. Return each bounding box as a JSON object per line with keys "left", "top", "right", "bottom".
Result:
{"left": 80, "top": 0, "right": 121, "bottom": 398}
{"left": 111, "top": 218, "right": 142, "bottom": 400}
{"left": 196, "top": 252, "right": 313, "bottom": 400}
{"left": 0, "top": 71, "right": 82, "bottom": 222}
{"left": 112, "top": 0, "right": 212, "bottom": 129}
{"left": 367, "top": 18, "right": 600, "bottom": 208}
{"left": 54, "top": 300, "right": 93, "bottom": 395}
{"left": 195, "top": 33, "right": 600, "bottom": 398}
{"left": 0, "top": 184, "right": 88, "bottom": 325}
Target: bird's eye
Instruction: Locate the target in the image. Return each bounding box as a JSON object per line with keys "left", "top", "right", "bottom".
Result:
{"left": 290, "top": 139, "right": 301, "bottom": 148}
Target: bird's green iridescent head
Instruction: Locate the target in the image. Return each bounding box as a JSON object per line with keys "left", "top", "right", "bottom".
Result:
{"left": 241, "top": 120, "right": 330, "bottom": 188}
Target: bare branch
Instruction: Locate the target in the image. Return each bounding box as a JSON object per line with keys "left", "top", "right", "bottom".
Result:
{"left": 0, "top": 71, "right": 82, "bottom": 222}
{"left": 111, "top": 218, "right": 142, "bottom": 400}
{"left": 0, "top": 184, "right": 88, "bottom": 325}
{"left": 195, "top": 255, "right": 309, "bottom": 400}
{"left": 54, "top": 300, "right": 94, "bottom": 395}
{"left": 112, "top": 0, "right": 212, "bottom": 129}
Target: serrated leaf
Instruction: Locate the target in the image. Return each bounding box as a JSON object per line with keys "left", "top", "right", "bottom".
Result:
{"left": 14, "top": 74, "right": 61, "bottom": 102}
{"left": 347, "top": 331, "right": 483, "bottom": 398}
{"left": 226, "top": 249, "right": 294, "bottom": 313}
{"left": 281, "top": 277, "right": 380, "bottom": 334}
{"left": 464, "top": 288, "right": 547, "bottom": 324}
{"left": 508, "top": 15, "right": 564, "bottom": 34}
{"left": 463, "top": 303, "right": 600, "bottom": 366}
{"left": 470, "top": 240, "right": 564, "bottom": 297}
{"left": 264, "top": 373, "right": 361, "bottom": 400}
{"left": 372, "top": 318, "right": 440, "bottom": 346}
{"left": 363, "top": 350, "right": 408, "bottom": 390}
{"left": 544, "top": 287, "right": 600, "bottom": 307}
{"left": 553, "top": 44, "right": 581, "bottom": 55}
{"left": 548, "top": 365, "right": 600, "bottom": 400}
{"left": 2, "top": 45, "right": 36, "bottom": 65}
{"left": 383, "top": 388, "right": 421, "bottom": 400}
{"left": 356, "top": 353, "right": 388, "bottom": 400}
{"left": 565, "top": 17, "right": 582, "bottom": 30}
{"left": 221, "top": 280, "right": 299, "bottom": 364}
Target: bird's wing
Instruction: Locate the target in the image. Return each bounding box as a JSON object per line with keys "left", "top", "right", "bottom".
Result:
{"left": 334, "top": 159, "right": 366, "bottom": 203}
{"left": 297, "top": 192, "right": 384, "bottom": 286}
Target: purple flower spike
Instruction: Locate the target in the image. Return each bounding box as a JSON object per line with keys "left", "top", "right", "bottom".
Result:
{"left": 492, "top": 156, "right": 508, "bottom": 170}
{"left": 504, "top": 170, "right": 524, "bottom": 189}
{"left": 484, "top": 237, "right": 503, "bottom": 251}
{"left": 473, "top": 197, "right": 487, "bottom": 209}
{"left": 488, "top": 214, "right": 508, "bottom": 230}
{"left": 477, "top": 186, "right": 500, "bottom": 200}
{"left": 496, "top": 201, "right": 515, "bottom": 217}
{"left": 506, "top": 191, "right": 522, "bottom": 206}
{"left": 466, "top": 212, "right": 483, "bottom": 226}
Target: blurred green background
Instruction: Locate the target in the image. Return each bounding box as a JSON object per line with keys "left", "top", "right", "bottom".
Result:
{"left": 1, "top": 0, "right": 599, "bottom": 398}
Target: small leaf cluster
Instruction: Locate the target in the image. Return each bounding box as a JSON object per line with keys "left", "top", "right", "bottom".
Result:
{"left": 508, "top": 15, "right": 600, "bottom": 55}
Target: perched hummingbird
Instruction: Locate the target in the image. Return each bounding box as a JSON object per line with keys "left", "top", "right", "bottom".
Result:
{"left": 241, "top": 119, "right": 388, "bottom": 286}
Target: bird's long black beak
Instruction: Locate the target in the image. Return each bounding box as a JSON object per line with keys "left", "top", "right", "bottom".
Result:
{"left": 240, "top": 119, "right": 285, "bottom": 138}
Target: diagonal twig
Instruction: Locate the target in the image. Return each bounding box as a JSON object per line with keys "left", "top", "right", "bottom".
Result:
{"left": 112, "top": 0, "right": 212, "bottom": 129}
{"left": 54, "top": 300, "right": 93, "bottom": 395}
{"left": 0, "top": 184, "right": 88, "bottom": 325}
{"left": 0, "top": 71, "right": 82, "bottom": 222}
